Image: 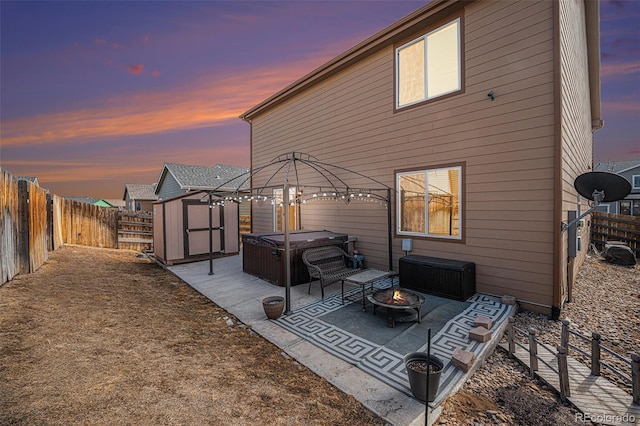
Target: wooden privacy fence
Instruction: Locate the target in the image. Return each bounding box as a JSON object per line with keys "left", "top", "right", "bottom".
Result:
{"left": 0, "top": 169, "right": 49, "bottom": 284}
{"left": 118, "top": 211, "right": 153, "bottom": 252}
{"left": 1, "top": 167, "right": 128, "bottom": 285}
{"left": 1, "top": 169, "right": 20, "bottom": 283}
{"left": 591, "top": 211, "right": 640, "bottom": 257}
{"left": 56, "top": 197, "right": 118, "bottom": 248}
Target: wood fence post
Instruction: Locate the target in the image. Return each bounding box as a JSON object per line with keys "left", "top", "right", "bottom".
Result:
{"left": 507, "top": 317, "right": 515, "bottom": 355}
{"left": 557, "top": 346, "right": 571, "bottom": 401}
{"left": 561, "top": 319, "right": 571, "bottom": 353}
{"left": 631, "top": 353, "right": 639, "bottom": 405}
{"left": 528, "top": 327, "right": 538, "bottom": 378}
{"left": 591, "top": 332, "right": 601, "bottom": 376}
{"left": 17, "top": 180, "right": 30, "bottom": 274}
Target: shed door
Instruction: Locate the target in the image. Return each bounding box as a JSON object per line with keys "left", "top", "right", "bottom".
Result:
{"left": 182, "top": 200, "right": 225, "bottom": 258}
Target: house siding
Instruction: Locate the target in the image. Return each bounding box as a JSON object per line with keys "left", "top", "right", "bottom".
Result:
{"left": 157, "top": 173, "right": 184, "bottom": 200}
{"left": 248, "top": 0, "right": 593, "bottom": 311}
{"left": 558, "top": 0, "right": 595, "bottom": 306}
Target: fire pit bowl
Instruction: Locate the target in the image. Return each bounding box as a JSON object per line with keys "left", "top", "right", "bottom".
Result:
{"left": 367, "top": 288, "right": 425, "bottom": 328}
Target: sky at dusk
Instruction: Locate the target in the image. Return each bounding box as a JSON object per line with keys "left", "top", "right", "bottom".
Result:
{"left": 1, "top": 0, "right": 639, "bottom": 199}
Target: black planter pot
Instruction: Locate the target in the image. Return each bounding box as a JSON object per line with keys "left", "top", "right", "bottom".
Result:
{"left": 404, "top": 352, "right": 444, "bottom": 403}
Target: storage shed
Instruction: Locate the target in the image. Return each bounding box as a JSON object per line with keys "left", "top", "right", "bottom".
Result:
{"left": 153, "top": 190, "right": 239, "bottom": 265}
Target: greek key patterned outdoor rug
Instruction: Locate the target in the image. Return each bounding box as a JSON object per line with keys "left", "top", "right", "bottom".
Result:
{"left": 274, "top": 280, "right": 513, "bottom": 404}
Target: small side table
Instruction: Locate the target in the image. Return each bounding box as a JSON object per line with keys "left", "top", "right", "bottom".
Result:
{"left": 342, "top": 269, "right": 395, "bottom": 311}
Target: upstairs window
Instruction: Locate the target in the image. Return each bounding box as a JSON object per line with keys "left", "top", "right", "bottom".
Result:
{"left": 632, "top": 175, "right": 640, "bottom": 189}
{"left": 397, "top": 165, "right": 462, "bottom": 239}
{"left": 396, "top": 18, "right": 461, "bottom": 109}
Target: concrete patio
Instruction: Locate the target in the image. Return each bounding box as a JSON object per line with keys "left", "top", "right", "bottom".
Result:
{"left": 167, "top": 253, "right": 515, "bottom": 426}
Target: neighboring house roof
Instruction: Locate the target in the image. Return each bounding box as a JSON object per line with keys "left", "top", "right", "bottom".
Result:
{"left": 104, "top": 199, "right": 126, "bottom": 208}
{"left": 66, "top": 196, "right": 98, "bottom": 204}
{"left": 240, "top": 0, "right": 601, "bottom": 129}
{"left": 123, "top": 183, "right": 158, "bottom": 201}
{"left": 156, "top": 163, "right": 250, "bottom": 193}
{"left": 94, "top": 199, "right": 114, "bottom": 207}
{"left": 594, "top": 160, "right": 640, "bottom": 174}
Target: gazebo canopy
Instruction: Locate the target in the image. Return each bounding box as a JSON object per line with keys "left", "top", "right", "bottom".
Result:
{"left": 210, "top": 151, "right": 394, "bottom": 314}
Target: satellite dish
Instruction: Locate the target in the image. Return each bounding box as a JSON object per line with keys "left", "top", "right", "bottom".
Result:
{"left": 574, "top": 171, "right": 631, "bottom": 203}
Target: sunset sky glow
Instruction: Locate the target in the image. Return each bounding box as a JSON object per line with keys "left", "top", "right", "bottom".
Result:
{"left": 1, "top": 0, "right": 638, "bottom": 199}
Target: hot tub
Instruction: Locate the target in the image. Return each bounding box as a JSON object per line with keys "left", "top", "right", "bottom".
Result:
{"left": 242, "top": 230, "right": 349, "bottom": 286}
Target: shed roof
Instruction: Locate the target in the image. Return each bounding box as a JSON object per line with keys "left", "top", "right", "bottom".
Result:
{"left": 157, "top": 163, "right": 250, "bottom": 193}
{"left": 124, "top": 183, "right": 158, "bottom": 201}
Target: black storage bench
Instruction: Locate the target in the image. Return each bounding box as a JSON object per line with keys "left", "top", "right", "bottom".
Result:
{"left": 399, "top": 255, "right": 475, "bottom": 301}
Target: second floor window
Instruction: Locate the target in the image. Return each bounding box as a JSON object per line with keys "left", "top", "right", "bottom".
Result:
{"left": 396, "top": 18, "right": 461, "bottom": 109}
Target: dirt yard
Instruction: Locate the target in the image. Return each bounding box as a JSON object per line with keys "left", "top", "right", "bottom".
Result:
{"left": 2, "top": 244, "right": 634, "bottom": 425}
{"left": 0, "top": 245, "right": 384, "bottom": 425}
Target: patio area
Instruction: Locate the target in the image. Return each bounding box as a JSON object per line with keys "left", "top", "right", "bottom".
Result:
{"left": 168, "top": 253, "right": 515, "bottom": 425}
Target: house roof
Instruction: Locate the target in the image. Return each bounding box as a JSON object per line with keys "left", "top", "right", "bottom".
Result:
{"left": 157, "top": 163, "right": 250, "bottom": 193}
{"left": 104, "top": 198, "right": 126, "bottom": 208}
{"left": 240, "top": 0, "right": 602, "bottom": 129}
{"left": 594, "top": 160, "right": 640, "bottom": 174}
{"left": 123, "top": 183, "right": 158, "bottom": 201}
{"left": 94, "top": 199, "right": 114, "bottom": 207}
{"left": 65, "top": 196, "right": 98, "bottom": 204}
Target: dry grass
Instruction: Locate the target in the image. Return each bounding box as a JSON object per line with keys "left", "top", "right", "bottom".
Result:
{"left": 0, "top": 245, "right": 384, "bottom": 425}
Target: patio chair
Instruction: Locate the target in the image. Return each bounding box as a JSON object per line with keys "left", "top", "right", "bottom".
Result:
{"left": 302, "top": 246, "right": 362, "bottom": 299}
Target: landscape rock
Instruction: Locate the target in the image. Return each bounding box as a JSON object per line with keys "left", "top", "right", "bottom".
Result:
{"left": 451, "top": 348, "right": 475, "bottom": 372}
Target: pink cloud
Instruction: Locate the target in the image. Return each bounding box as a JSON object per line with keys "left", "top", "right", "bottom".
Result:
{"left": 95, "top": 38, "right": 122, "bottom": 49}
{"left": 129, "top": 64, "right": 144, "bottom": 75}
{"left": 0, "top": 57, "right": 325, "bottom": 148}
{"left": 602, "top": 99, "right": 640, "bottom": 113}
{"left": 151, "top": 70, "right": 160, "bottom": 77}
{"left": 601, "top": 60, "right": 640, "bottom": 77}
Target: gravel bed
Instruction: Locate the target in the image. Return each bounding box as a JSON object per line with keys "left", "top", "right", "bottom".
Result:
{"left": 439, "top": 250, "right": 638, "bottom": 424}
{"left": 511, "top": 252, "right": 639, "bottom": 394}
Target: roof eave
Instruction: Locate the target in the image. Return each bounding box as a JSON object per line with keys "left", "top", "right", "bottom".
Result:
{"left": 240, "top": 0, "right": 466, "bottom": 121}
{"left": 585, "top": 0, "right": 603, "bottom": 131}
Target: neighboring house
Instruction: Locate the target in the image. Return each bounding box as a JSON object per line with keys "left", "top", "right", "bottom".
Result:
{"left": 240, "top": 0, "right": 602, "bottom": 318}
{"left": 123, "top": 183, "right": 158, "bottom": 212}
{"left": 594, "top": 160, "right": 640, "bottom": 216}
{"left": 94, "top": 199, "right": 114, "bottom": 208}
{"left": 65, "top": 196, "right": 98, "bottom": 205}
{"left": 154, "top": 163, "right": 251, "bottom": 216}
{"left": 103, "top": 199, "right": 126, "bottom": 211}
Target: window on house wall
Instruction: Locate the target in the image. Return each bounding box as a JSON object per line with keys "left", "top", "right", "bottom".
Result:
{"left": 273, "top": 187, "right": 298, "bottom": 232}
{"left": 396, "top": 18, "right": 461, "bottom": 109}
{"left": 397, "top": 165, "right": 462, "bottom": 239}
{"left": 619, "top": 201, "right": 631, "bottom": 216}
{"left": 632, "top": 175, "right": 640, "bottom": 189}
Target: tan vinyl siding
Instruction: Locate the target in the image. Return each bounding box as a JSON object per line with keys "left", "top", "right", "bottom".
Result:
{"left": 250, "top": 0, "right": 559, "bottom": 308}
{"left": 558, "top": 0, "right": 594, "bottom": 303}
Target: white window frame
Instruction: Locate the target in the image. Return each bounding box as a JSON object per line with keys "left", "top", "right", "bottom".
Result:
{"left": 396, "top": 165, "right": 462, "bottom": 240}
{"left": 632, "top": 174, "right": 640, "bottom": 189}
{"left": 273, "top": 187, "right": 298, "bottom": 232}
{"left": 395, "top": 18, "right": 461, "bottom": 109}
